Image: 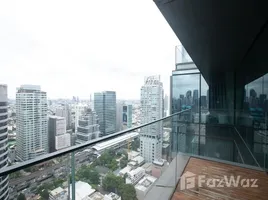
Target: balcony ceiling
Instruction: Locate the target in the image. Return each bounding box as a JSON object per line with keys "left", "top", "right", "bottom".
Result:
{"left": 155, "top": 0, "right": 268, "bottom": 83}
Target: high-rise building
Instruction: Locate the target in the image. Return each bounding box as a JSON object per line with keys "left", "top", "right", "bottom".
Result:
{"left": 74, "top": 103, "right": 88, "bottom": 133}
{"left": 76, "top": 108, "right": 100, "bottom": 144}
{"left": 140, "top": 76, "right": 163, "bottom": 162}
{"left": 116, "top": 102, "right": 132, "bottom": 131}
{"left": 94, "top": 91, "right": 116, "bottom": 136}
{"left": 201, "top": 95, "right": 207, "bottom": 108}
{"left": 193, "top": 89, "right": 198, "bottom": 102}
{"left": 56, "top": 104, "right": 71, "bottom": 129}
{"left": 193, "top": 89, "right": 199, "bottom": 112}
{"left": 48, "top": 116, "right": 70, "bottom": 153}
{"left": 0, "top": 85, "right": 9, "bottom": 200}
{"left": 16, "top": 85, "right": 48, "bottom": 161}
{"left": 186, "top": 90, "right": 192, "bottom": 106}
{"left": 164, "top": 94, "right": 169, "bottom": 116}
{"left": 122, "top": 104, "right": 132, "bottom": 129}
{"left": 116, "top": 102, "right": 124, "bottom": 132}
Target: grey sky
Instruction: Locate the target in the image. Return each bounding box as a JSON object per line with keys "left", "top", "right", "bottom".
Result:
{"left": 0, "top": 0, "right": 179, "bottom": 99}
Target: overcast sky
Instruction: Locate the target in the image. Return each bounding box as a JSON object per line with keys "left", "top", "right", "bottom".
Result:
{"left": 0, "top": 0, "right": 179, "bottom": 100}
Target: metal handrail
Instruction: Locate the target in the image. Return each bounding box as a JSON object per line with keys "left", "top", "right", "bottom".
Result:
{"left": 234, "top": 127, "right": 261, "bottom": 168}
{"left": 0, "top": 109, "right": 190, "bottom": 177}
{"left": 233, "top": 139, "right": 245, "bottom": 164}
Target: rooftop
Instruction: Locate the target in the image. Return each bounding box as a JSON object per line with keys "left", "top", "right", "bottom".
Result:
{"left": 69, "top": 181, "right": 95, "bottom": 200}
{"left": 153, "top": 159, "right": 166, "bottom": 166}
{"left": 127, "top": 167, "right": 145, "bottom": 177}
{"left": 129, "top": 156, "right": 144, "bottom": 165}
{"left": 88, "top": 192, "right": 104, "bottom": 200}
{"left": 135, "top": 175, "right": 157, "bottom": 192}
{"left": 92, "top": 132, "right": 138, "bottom": 152}
{"left": 50, "top": 186, "right": 65, "bottom": 196}
{"left": 128, "top": 150, "right": 140, "bottom": 160}
{"left": 119, "top": 165, "right": 132, "bottom": 176}
{"left": 104, "top": 192, "right": 121, "bottom": 200}
{"left": 49, "top": 115, "right": 65, "bottom": 120}
{"left": 20, "top": 85, "right": 41, "bottom": 90}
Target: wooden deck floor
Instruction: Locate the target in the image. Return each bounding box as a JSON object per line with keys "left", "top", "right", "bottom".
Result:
{"left": 171, "top": 157, "right": 268, "bottom": 200}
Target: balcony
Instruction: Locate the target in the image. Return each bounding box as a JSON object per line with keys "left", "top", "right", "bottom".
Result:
{"left": 1, "top": 109, "right": 268, "bottom": 200}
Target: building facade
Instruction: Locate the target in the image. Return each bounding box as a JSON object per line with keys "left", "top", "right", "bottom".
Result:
{"left": 164, "top": 94, "right": 169, "bottom": 117}
{"left": 140, "top": 76, "right": 163, "bottom": 162}
{"left": 94, "top": 91, "right": 116, "bottom": 136}
{"left": 170, "top": 46, "right": 204, "bottom": 154}
{"left": 55, "top": 104, "right": 72, "bottom": 130}
{"left": 117, "top": 103, "right": 133, "bottom": 131}
{"left": 74, "top": 103, "right": 88, "bottom": 133}
{"left": 0, "top": 85, "right": 9, "bottom": 200}
{"left": 16, "top": 85, "right": 48, "bottom": 161}
{"left": 122, "top": 104, "right": 132, "bottom": 129}
{"left": 76, "top": 108, "right": 100, "bottom": 144}
{"left": 48, "top": 116, "right": 70, "bottom": 153}
{"left": 116, "top": 102, "right": 124, "bottom": 132}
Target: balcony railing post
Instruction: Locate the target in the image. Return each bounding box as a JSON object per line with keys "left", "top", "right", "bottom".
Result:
{"left": 67, "top": 154, "right": 71, "bottom": 200}
{"left": 71, "top": 152, "right": 75, "bottom": 200}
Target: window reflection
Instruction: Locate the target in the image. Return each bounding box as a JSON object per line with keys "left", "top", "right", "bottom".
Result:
{"left": 243, "top": 73, "right": 268, "bottom": 169}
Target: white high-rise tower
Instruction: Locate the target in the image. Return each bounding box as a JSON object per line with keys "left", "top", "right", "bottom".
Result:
{"left": 140, "top": 76, "right": 163, "bottom": 162}
{"left": 76, "top": 108, "right": 100, "bottom": 144}
{"left": 16, "top": 85, "right": 48, "bottom": 161}
{"left": 0, "top": 84, "right": 9, "bottom": 200}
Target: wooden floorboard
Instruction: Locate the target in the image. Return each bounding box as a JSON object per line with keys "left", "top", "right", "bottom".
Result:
{"left": 171, "top": 157, "right": 268, "bottom": 200}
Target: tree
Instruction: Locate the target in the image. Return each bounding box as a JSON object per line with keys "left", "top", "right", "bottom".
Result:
{"left": 131, "top": 139, "right": 140, "bottom": 151}
{"left": 24, "top": 166, "right": 38, "bottom": 173}
{"left": 53, "top": 178, "right": 64, "bottom": 188}
{"left": 108, "top": 149, "right": 116, "bottom": 157}
{"left": 10, "top": 171, "right": 21, "bottom": 179}
{"left": 120, "top": 159, "right": 128, "bottom": 169}
{"left": 122, "top": 150, "right": 128, "bottom": 159}
{"left": 116, "top": 152, "right": 122, "bottom": 157}
{"left": 40, "top": 189, "right": 49, "bottom": 200}
{"left": 102, "top": 173, "right": 124, "bottom": 193}
{"left": 119, "top": 184, "right": 138, "bottom": 200}
{"left": 102, "top": 173, "right": 138, "bottom": 200}
{"left": 88, "top": 170, "right": 100, "bottom": 185}
{"left": 107, "top": 159, "right": 119, "bottom": 171}
{"left": 69, "top": 174, "right": 79, "bottom": 184}
{"left": 17, "top": 193, "right": 26, "bottom": 200}
{"left": 76, "top": 165, "right": 100, "bottom": 185}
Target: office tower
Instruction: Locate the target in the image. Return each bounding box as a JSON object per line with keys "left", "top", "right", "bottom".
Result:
{"left": 74, "top": 103, "right": 88, "bottom": 133}
{"left": 117, "top": 102, "right": 132, "bottom": 131}
{"left": 48, "top": 116, "right": 70, "bottom": 153}
{"left": 186, "top": 90, "right": 192, "bottom": 106}
{"left": 116, "top": 102, "right": 124, "bottom": 131}
{"left": 0, "top": 85, "right": 9, "bottom": 200}
{"left": 122, "top": 104, "right": 132, "bottom": 129}
{"left": 192, "top": 89, "right": 199, "bottom": 112}
{"left": 249, "top": 89, "right": 258, "bottom": 107}
{"left": 259, "top": 94, "right": 267, "bottom": 108}
{"left": 193, "top": 90, "right": 198, "bottom": 102}
{"left": 56, "top": 104, "right": 71, "bottom": 129}
{"left": 16, "top": 85, "right": 48, "bottom": 161}
{"left": 94, "top": 91, "right": 116, "bottom": 136}
{"left": 164, "top": 94, "right": 169, "bottom": 116}
{"left": 140, "top": 76, "right": 163, "bottom": 162}
{"left": 201, "top": 95, "right": 207, "bottom": 108}
{"left": 76, "top": 108, "right": 100, "bottom": 144}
